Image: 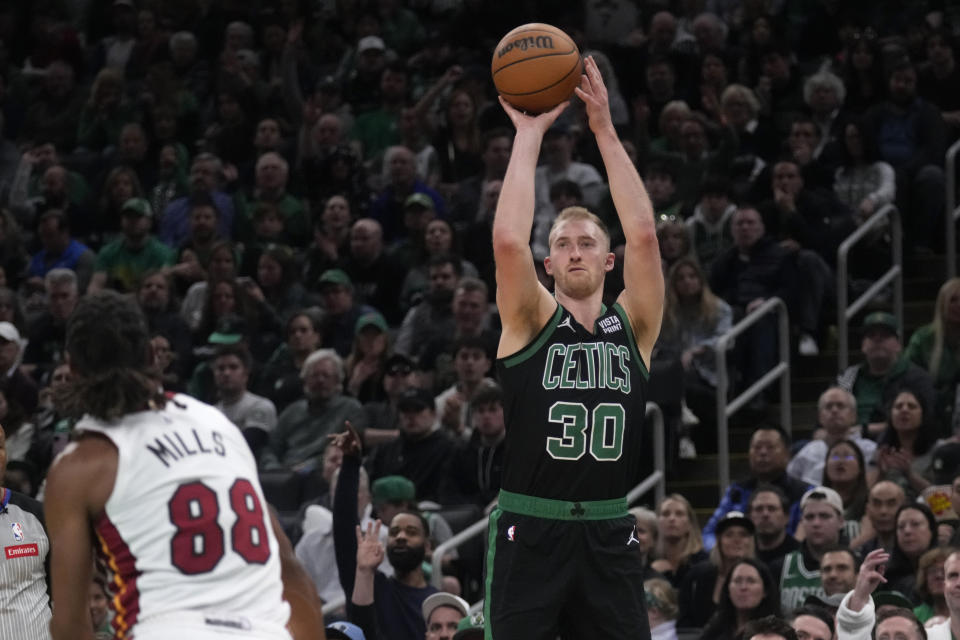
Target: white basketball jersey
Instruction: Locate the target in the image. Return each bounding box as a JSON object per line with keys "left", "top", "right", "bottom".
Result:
{"left": 77, "top": 394, "right": 291, "bottom": 639}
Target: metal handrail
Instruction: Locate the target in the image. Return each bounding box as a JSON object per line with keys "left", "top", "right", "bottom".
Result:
{"left": 429, "top": 401, "right": 667, "bottom": 588}
{"left": 714, "top": 297, "right": 791, "bottom": 496}
{"left": 946, "top": 139, "right": 960, "bottom": 279}
{"left": 836, "top": 204, "right": 903, "bottom": 371}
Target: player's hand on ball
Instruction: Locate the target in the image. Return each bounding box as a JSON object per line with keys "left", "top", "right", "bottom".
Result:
{"left": 575, "top": 56, "right": 613, "bottom": 134}
{"left": 498, "top": 96, "right": 568, "bottom": 136}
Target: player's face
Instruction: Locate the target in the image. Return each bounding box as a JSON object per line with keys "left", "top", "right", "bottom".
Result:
{"left": 802, "top": 501, "right": 842, "bottom": 548}
{"left": 728, "top": 563, "right": 764, "bottom": 611}
{"left": 214, "top": 355, "right": 248, "bottom": 393}
{"left": 867, "top": 483, "right": 904, "bottom": 534}
{"left": 718, "top": 525, "right": 754, "bottom": 561}
{"left": 545, "top": 219, "right": 613, "bottom": 300}
{"left": 897, "top": 508, "right": 932, "bottom": 559}
{"left": 426, "top": 605, "right": 461, "bottom": 640}
{"left": 658, "top": 499, "right": 690, "bottom": 539}
{"left": 820, "top": 551, "right": 856, "bottom": 595}
{"left": 749, "top": 491, "right": 787, "bottom": 536}
{"left": 793, "top": 615, "right": 833, "bottom": 640}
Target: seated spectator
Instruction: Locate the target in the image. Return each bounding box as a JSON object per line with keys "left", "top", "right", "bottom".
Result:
{"left": 88, "top": 198, "right": 175, "bottom": 294}
{"left": 656, "top": 216, "right": 692, "bottom": 276}
{"left": 22, "top": 268, "right": 78, "bottom": 382}
{"left": 703, "top": 426, "right": 810, "bottom": 550}
{"left": 180, "top": 241, "right": 239, "bottom": 331}
{"left": 388, "top": 192, "right": 439, "bottom": 273}
{"left": 160, "top": 153, "right": 236, "bottom": 248}
{"left": 303, "top": 196, "right": 354, "bottom": 286}
{"left": 868, "top": 388, "right": 939, "bottom": 496}
{"left": 679, "top": 511, "right": 757, "bottom": 627}
{"left": 76, "top": 67, "right": 139, "bottom": 152}
{"left": 151, "top": 331, "right": 183, "bottom": 393}
{"left": 350, "top": 62, "right": 409, "bottom": 161}
{"left": 257, "top": 310, "right": 325, "bottom": 414}
{"left": 878, "top": 503, "right": 937, "bottom": 601}
{"left": 748, "top": 484, "right": 800, "bottom": 571}
{"left": 0, "top": 322, "right": 37, "bottom": 424}
{"left": 94, "top": 165, "right": 143, "bottom": 244}
{"left": 192, "top": 275, "right": 281, "bottom": 363}
{"left": 306, "top": 147, "right": 372, "bottom": 221}
{"left": 394, "top": 255, "right": 460, "bottom": 358}
{"left": 10, "top": 141, "right": 90, "bottom": 229}
{"left": 701, "top": 558, "right": 782, "bottom": 640}
{"left": 26, "top": 210, "right": 95, "bottom": 292}
{"left": 447, "top": 128, "right": 511, "bottom": 233}
{"left": 439, "top": 383, "right": 505, "bottom": 509}
{"left": 822, "top": 439, "right": 870, "bottom": 542}
{"left": 260, "top": 349, "right": 366, "bottom": 471}
{"left": 398, "top": 218, "right": 477, "bottom": 311}
{"left": 168, "top": 193, "right": 224, "bottom": 292}
{"left": 239, "top": 202, "right": 291, "bottom": 272}
{"left": 720, "top": 84, "right": 780, "bottom": 168}
{"left": 434, "top": 336, "right": 495, "bottom": 440}
{"left": 912, "top": 546, "right": 951, "bottom": 623}
{"left": 788, "top": 606, "right": 835, "bottom": 640}
{"left": 338, "top": 218, "right": 405, "bottom": 325}
{"left": 819, "top": 547, "right": 858, "bottom": 599}
{"left": 361, "top": 353, "right": 419, "bottom": 448}
{"left": 234, "top": 152, "right": 308, "bottom": 246}
{"left": 852, "top": 480, "right": 906, "bottom": 554}
{"left": 686, "top": 179, "right": 736, "bottom": 271}
{"left": 331, "top": 428, "right": 438, "bottom": 640}
{"left": 833, "top": 118, "right": 896, "bottom": 233}
{"left": 366, "top": 387, "right": 455, "bottom": 503}
{"left": 213, "top": 343, "right": 277, "bottom": 460}
{"left": 904, "top": 277, "right": 960, "bottom": 430}
{"left": 247, "top": 244, "right": 313, "bottom": 322}
{"left": 344, "top": 312, "right": 390, "bottom": 404}
{"left": 787, "top": 387, "right": 877, "bottom": 485}
{"left": 652, "top": 494, "right": 708, "bottom": 588}
{"left": 631, "top": 507, "right": 661, "bottom": 579}
{"left": 838, "top": 312, "right": 936, "bottom": 434}
{"left": 645, "top": 578, "right": 680, "bottom": 640}
{"left": 744, "top": 616, "right": 799, "bottom": 640}
{"left": 315, "top": 269, "right": 376, "bottom": 358}
{"left": 772, "top": 487, "right": 845, "bottom": 613}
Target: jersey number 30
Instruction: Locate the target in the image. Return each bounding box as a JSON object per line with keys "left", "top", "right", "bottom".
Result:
{"left": 168, "top": 479, "right": 270, "bottom": 575}
{"left": 546, "top": 401, "right": 625, "bottom": 461}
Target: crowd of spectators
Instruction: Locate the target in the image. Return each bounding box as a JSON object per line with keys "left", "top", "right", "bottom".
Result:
{"left": 9, "top": 1, "right": 960, "bottom": 640}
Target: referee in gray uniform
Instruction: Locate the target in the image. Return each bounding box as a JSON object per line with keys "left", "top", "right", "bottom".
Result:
{"left": 0, "top": 424, "right": 52, "bottom": 640}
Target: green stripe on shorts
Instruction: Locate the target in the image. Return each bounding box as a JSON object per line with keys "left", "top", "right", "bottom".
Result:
{"left": 497, "top": 490, "right": 628, "bottom": 520}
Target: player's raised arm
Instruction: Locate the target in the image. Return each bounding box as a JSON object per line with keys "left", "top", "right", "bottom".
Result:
{"left": 492, "top": 98, "right": 567, "bottom": 355}
{"left": 575, "top": 56, "right": 664, "bottom": 363}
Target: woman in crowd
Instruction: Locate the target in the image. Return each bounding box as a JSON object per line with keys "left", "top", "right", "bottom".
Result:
{"left": 193, "top": 275, "right": 281, "bottom": 362}
{"left": 905, "top": 277, "right": 960, "bottom": 431}
{"left": 249, "top": 244, "right": 312, "bottom": 322}
{"left": 913, "top": 546, "right": 951, "bottom": 623}
{"left": 344, "top": 311, "right": 390, "bottom": 404}
{"left": 657, "top": 218, "right": 692, "bottom": 276}
{"left": 630, "top": 506, "right": 661, "bottom": 579}
{"left": 700, "top": 558, "right": 781, "bottom": 640}
{"left": 399, "top": 218, "right": 477, "bottom": 308}
{"left": 180, "top": 241, "right": 239, "bottom": 331}
{"left": 646, "top": 577, "right": 680, "bottom": 640}
{"left": 652, "top": 494, "right": 708, "bottom": 588}
{"left": 678, "top": 511, "right": 756, "bottom": 627}
{"left": 879, "top": 503, "right": 938, "bottom": 601}
{"left": 869, "top": 388, "right": 939, "bottom": 495}
{"left": 841, "top": 31, "right": 886, "bottom": 114}
{"left": 96, "top": 166, "right": 144, "bottom": 243}
{"left": 257, "top": 309, "right": 325, "bottom": 413}
{"left": 822, "top": 439, "right": 869, "bottom": 542}
{"left": 833, "top": 119, "right": 896, "bottom": 227}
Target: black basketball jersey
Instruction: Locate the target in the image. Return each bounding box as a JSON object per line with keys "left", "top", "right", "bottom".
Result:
{"left": 496, "top": 302, "right": 649, "bottom": 503}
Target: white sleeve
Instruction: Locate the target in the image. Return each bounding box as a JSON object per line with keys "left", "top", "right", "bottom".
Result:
{"left": 836, "top": 590, "right": 876, "bottom": 640}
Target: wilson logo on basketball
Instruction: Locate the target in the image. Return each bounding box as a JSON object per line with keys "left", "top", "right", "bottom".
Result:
{"left": 5, "top": 544, "right": 39, "bottom": 559}
{"left": 497, "top": 36, "right": 554, "bottom": 58}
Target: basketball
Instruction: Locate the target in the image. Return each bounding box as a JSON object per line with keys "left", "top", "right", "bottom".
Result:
{"left": 491, "top": 23, "right": 582, "bottom": 114}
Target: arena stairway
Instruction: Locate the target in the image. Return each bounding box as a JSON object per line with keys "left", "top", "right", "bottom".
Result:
{"left": 659, "top": 252, "right": 945, "bottom": 523}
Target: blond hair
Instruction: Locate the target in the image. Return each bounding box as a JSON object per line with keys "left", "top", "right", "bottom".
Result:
{"left": 928, "top": 278, "right": 960, "bottom": 379}
{"left": 547, "top": 206, "right": 611, "bottom": 252}
{"left": 644, "top": 577, "right": 679, "bottom": 619}
{"left": 655, "top": 494, "right": 704, "bottom": 562}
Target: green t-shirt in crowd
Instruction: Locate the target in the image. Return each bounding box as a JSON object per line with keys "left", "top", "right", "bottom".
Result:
{"left": 94, "top": 236, "right": 175, "bottom": 292}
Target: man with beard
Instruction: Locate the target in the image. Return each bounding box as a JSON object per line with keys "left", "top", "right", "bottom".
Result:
{"left": 159, "top": 152, "right": 236, "bottom": 247}
{"left": 394, "top": 255, "right": 460, "bottom": 358}
{"left": 175, "top": 193, "right": 221, "bottom": 276}
{"left": 88, "top": 198, "right": 175, "bottom": 293}
{"left": 332, "top": 426, "right": 438, "bottom": 640}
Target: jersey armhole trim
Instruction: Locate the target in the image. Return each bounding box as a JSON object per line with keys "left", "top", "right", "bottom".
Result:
{"left": 498, "top": 305, "right": 563, "bottom": 369}
{"left": 613, "top": 302, "right": 649, "bottom": 380}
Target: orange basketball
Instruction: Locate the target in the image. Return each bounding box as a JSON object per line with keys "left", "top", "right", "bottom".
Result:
{"left": 491, "top": 23, "right": 583, "bottom": 114}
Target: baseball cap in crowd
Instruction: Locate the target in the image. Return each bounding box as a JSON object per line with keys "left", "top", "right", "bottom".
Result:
{"left": 208, "top": 314, "right": 246, "bottom": 345}
{"left": 715, "top": 510, "right": 756, "bottom": 537}
{"left": 404, "top": 193, "right": 435, "bottom": 210}
{"left": 326, "top": 621, "right": 365, "bottom": 640}
{"left": 932, "top": 442, "right": 960, "bottom": 485}
{"left": 371, "top": 475, "right": 416, "bottom": 504}
{"left": 422, "top": 592, "right": 470, "bottom": 623}
{"left": 873, "top": 591, "right": 913, "bottom": 611}
{"left": 0, "top": 321, "right": 21, "bottom": 344}
{"left": 862, "top": 311, "right": 899, "bottom": 339}
{"left": 355, "top": 311, "right": 388, "bottom": 335}
{"left": 397, "top": 387, "right": 435, "bottom": 412}
{"left": 453, "top": 612, "right": 485, "bottom": 640}
{"left": 800, "top": 486, "right": 844, "bottom": 516}
{"left": 121, "top": 197, "right": 153, "bottom": 218}
{"left": 357, "top": 35, "right": 386, "bottom": 54}
{"left": 317, "top": 268, "right": 352, "bottom": 289}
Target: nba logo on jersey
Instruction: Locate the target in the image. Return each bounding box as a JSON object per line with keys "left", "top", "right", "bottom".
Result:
{"left": 10, "top": 522, "right": 23, "bottom": 541}
{"left": 506, "top": 525, "right": 516, "bottom": 542}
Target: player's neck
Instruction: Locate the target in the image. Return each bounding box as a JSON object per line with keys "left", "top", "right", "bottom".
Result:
{"left": 556, "top": 290, "right": 604, "bottom": 333}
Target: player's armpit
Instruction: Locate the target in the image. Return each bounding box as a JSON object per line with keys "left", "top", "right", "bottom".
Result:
{"left": 270, "top": 510, "right": 326, "bottom": 640}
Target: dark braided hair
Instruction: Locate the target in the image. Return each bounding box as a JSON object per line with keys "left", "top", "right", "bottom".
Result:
{"left": 59, "top": 290, "right": 166, "bottom": 421}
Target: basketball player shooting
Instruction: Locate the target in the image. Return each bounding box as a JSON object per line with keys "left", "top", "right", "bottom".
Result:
{"left": 485, "top": 56, "right": 663, "bottom": 638}
{"left": 44, "top": 291, "right": 323, "bottom": 640}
